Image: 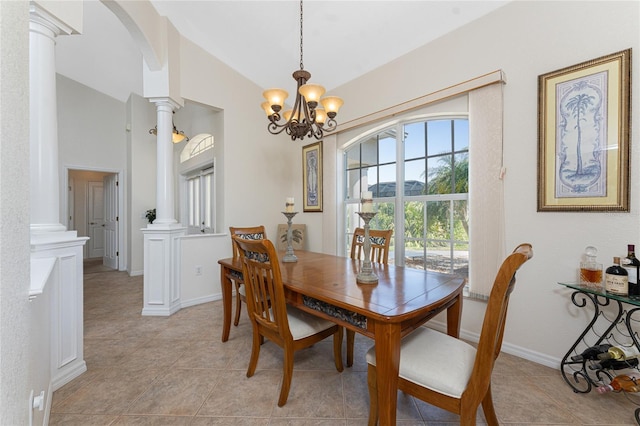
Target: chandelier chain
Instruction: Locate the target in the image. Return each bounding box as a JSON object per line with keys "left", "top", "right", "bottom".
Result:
{"left": 299, "top": 0, "right": 304, "bottom": 70}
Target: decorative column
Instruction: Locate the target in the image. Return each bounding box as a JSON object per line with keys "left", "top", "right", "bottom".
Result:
{"left": 29, "top": 4, "right": 89, "bottom": 390}
{"left": 29, "top": 5, "right": 68, "bottom": 233}
{"left": 149, "top": 99, "right": 179, "bottom": 225}
{"left": 142, "top": 98, "right": 186, "bottom": 316}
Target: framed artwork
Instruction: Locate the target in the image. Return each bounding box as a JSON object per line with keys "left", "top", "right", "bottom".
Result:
{"left": 537, "top": 48, "right": 631, "bottom": 212}
{"left": 302, "top": 141, "right": 323, "bottom": 212}
{"left": 276, "top": 223, "right": 306, "bottom": 250}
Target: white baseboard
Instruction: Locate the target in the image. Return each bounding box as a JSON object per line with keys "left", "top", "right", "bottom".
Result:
{"left": 428, "top": 320, "right": 561, "bottom": 369}
{"left": 181, "top": 293, "right": 221, "bottom": 309}
{"left": 128, "top": 269, "right": 143, "bottom": 277}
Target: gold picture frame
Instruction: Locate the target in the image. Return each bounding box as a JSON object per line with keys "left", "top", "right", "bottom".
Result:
{"left": 302, "top": 141, "right": 323, "bottom": 212}
{"left": 537, "top": 48, "right": 631, "bottom": 212}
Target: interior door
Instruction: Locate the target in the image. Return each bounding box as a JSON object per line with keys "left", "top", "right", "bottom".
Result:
{"left": 87, "top": 181, "right": 105, "bottom": 258}
{"left": 103, "top": 174, "right": 119, "bottom": 269}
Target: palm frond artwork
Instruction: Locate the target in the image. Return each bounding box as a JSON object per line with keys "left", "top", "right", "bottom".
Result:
{"left": 277, "top": 224, "right": 305, "bottom": 250}
{"left": 281, "top": 229, "right": 303, "bottom": 245}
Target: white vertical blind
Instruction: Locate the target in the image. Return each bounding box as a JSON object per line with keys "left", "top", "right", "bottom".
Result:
{"left": 468, "top": 82, "right": 505, "bottom": 299}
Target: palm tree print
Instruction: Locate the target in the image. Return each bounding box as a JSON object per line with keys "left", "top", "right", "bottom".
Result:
{"left": 557, "top": 76, "right": 606, "bottom": 196}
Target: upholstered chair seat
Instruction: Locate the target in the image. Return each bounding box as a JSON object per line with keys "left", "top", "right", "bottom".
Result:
{"left": 366, "top": 327, "right": 476, "bottom": 398}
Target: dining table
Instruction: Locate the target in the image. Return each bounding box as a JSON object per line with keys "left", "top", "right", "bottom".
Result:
{"left": 218, "top": 249, "right": 465, "bottom": 426}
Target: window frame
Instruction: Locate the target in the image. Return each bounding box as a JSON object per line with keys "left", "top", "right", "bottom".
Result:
{"left": 342, "top": 114, "right": 469, "bottom": 275}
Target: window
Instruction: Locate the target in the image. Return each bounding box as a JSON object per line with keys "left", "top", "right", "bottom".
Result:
{"left": 185, "top": 167, "right": 214, "bottom": 234}
{"left": 344, "top": 117, "right": 469, "bottom": 284}
{"left": 180, "top": 133, "right": 215, "bottom": 234}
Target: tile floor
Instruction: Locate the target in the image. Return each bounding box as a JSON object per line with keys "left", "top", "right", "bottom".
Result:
{"left": 49, "top": 263, "right": 640, "bottom": 425}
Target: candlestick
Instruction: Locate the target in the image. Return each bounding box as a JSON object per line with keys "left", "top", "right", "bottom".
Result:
{"left": 282, "top": 211, "right": 298, "bottom": 262}
{"left": 356, "top": 211, "right": 378, "bottom": 284}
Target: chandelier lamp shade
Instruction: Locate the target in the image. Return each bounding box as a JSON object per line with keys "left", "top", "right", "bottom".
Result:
{"left": 149, "top": 112, "right": 189, "bottom": 144}
{"left": 262, "top": 0, "right": 343, "bottom": 141}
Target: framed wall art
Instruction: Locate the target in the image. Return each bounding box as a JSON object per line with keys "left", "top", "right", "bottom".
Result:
{"left": 302, "top": 141, "right": 322, "bottom": 212}
{"left": 537, "top": 48, "right": 631, "bottom": 212}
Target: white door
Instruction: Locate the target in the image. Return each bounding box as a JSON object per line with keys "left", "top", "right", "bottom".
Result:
{"left": 103, "top": 174, "right": 119, "bottom": 269}
{"left": 87, "top": 181, "right": 105, "bottom": 258}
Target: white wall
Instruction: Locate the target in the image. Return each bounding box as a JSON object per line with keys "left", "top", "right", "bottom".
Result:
{"left": 0, "top": 2, "right": 35, "bottom": 425}
{"left": 178, "top": 39, "right": 301, "bottom": 238}
{"left": 127, "top": 93, "right": 157, "bottom": 275}
{"left": 179, "top": 234, "right": 231, "bottom": 306}
{"left": 57, "top": 75, "right": 129, "bottom": 269}
{"left": 331, "top": 0, "right": 640, "bottom": 365}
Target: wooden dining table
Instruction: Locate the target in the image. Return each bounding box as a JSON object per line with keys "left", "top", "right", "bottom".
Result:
{"left": 218, "top": 250, "right": 465, "bottom": 426}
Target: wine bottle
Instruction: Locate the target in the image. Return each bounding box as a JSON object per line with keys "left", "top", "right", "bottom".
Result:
{"left": 597, "top": 345, "right": 640, "bottom": 361}
{"left": 605, "top": 257, "right": 628, "bottom": 296}
{"left": 596, "top": 373, "right": 640, "bottom": 394}
{"left": 589, "top": 357, "right": 639, "bottom": 371}
{"left": 623, "top": 244, "right": 640, "bottom": 296}
{"left": 571, "top": 344, "right": 612, "bottom": 362}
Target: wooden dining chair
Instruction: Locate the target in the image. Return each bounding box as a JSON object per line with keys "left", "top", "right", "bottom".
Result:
{"left": 228, "top": 226, "right": 267, "bottom": 327}
{"left": 232, "top": 236, "right": 344, "bottom": 407}
{"left": 350, "top": 227, "right": 393, "bottom": 264}
{"left": 366, "top": 243, "right": 533, "bottom": 426}
{"left": 347, "top": 227, "right": 393, "bottom": 366}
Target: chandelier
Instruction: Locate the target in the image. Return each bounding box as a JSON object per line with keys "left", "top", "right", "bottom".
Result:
{"left": 149, "top": 112, "right": 189, "bottom": 143}
{"left": 261, "top": 0, "right": 343, "bottom": 141}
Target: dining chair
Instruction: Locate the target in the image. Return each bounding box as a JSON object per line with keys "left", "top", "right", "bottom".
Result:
{"left": 228, "top": 226, "right": 267, "bottom": 327}
{"left": 350, "top": 227, "right": 393, "bottom": 264}
{"left": 365, "top": 243, "right": 533, "bottom": 426}
{"left": 347, "top": 227, "right": 393, "bottom": 366}
{"left": 232, "top": 236, "right": 344, "bottom": 407}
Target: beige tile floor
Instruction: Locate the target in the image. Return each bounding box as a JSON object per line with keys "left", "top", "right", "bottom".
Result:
{"left": 49, "top": 263, "right": 640, "bottom": 425}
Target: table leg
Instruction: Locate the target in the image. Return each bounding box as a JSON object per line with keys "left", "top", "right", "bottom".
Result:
{"left": 446, "top": 291, "right": 463, "bottom": 338}
{"left": 221, "top": 266, "right": 232, "bottom": 342}
{"left": 374, "top": 322, "right": 401, "bottom": 426}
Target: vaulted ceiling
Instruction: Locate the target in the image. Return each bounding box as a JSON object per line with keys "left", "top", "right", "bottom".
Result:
{"left": 55, "top": 0, "right": 510, "bottom": 103}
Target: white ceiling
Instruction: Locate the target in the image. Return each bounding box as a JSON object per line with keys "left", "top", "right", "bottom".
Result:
{"left": 55, "top": 0, "right": 510, "bottom": 103}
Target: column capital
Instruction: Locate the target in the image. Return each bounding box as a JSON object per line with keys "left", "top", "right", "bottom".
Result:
{"left": 29, "top": 3, "right": 76, "bottom": 37}
{"left": 148, "top": 97, "right": 183, "bottom": 112}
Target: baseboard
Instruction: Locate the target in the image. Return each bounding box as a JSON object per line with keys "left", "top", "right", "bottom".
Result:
{"left": 128, "top": 269, "right": 143, "bottom": 277}
{"left": 51, "top": 360, "right": 87, "bottom": 391}
{"left": 181, "top": 293, "right": 221, "bottom": 309}
{"left": 428, "top": 320, "right": 561, "bottom": 369}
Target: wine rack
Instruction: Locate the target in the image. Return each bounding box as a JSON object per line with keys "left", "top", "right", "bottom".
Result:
{"left": 558, "top": 283, "right": 640, "bottom": 423}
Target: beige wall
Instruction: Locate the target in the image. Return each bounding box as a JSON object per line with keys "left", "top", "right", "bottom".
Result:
{"left": 332, "top": 1, "right": 640, "bottom": 364}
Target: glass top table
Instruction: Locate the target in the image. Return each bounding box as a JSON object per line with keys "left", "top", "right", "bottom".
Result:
{"left": 558, "top": 281, "right": 640, "bottom": 307}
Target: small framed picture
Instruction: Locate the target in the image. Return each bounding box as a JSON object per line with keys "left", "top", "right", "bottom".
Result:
{"left": 302, "top": 141, "right": 322, "bottom": 212}
{"left": 537, "top": 49, "right": 631, "bottom": 212}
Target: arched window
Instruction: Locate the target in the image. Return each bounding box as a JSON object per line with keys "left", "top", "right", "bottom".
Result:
{"left": 180, "top": 133, "right": 214, "bottom": 163}
{"left": 344, "top": 117, "right": 469, "bottom": 285}
{"left": 340, "top": 82, "right": 505, "bottom": 300}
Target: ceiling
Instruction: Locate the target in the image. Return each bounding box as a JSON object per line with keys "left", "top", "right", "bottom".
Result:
{"left": 55, "top": 0, "right": 510, "bottom": 103}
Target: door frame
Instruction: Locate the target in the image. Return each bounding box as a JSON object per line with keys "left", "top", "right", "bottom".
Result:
{"left": 64, "top": 165, "right": 126, "bottom": 272}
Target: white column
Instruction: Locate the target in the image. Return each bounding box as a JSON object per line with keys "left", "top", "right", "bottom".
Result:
{"left": 143, "top": 98, "right": 186, "bottom": 316}
{"left": 150, "top": 98, "right": 178, "bottom": 225}
{"left": 29, "top": 5, "right": 88, "bottom": 389}
{"left": 29, "top": 9, "right": 66, "bottom": 233}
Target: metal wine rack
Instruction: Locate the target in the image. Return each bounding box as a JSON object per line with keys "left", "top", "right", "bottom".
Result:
{"left": 558, "top": 283, "right": 640, "bottom": 424}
